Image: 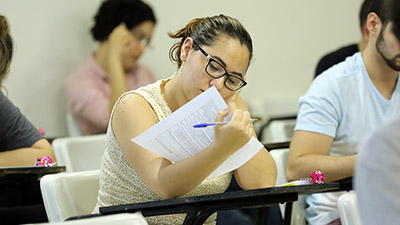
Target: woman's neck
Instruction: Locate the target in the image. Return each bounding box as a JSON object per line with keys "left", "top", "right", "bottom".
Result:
{"left": 93, "top": 44, "right": 109, "bottom": 73}
{"left": 163, "top": 70, "right": 187, "bottom": 112}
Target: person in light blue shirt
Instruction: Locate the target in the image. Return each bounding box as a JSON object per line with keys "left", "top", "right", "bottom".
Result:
{"left": 286, "top": 0, "right": 400, "bottom": 224}
{"left": 355, "top": 115, "right": 400, "bottom": 225}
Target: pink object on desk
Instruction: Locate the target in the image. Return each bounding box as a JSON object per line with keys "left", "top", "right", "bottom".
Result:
{"left": 35, "top": 156, "right": 54, "bottom": 167}
{"left": 309, "top": 169, "right": 325, "bottom": 184}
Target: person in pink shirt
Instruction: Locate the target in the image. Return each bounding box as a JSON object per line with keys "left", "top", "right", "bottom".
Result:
{"left": 65, "top": 0, "right": 157, "bottom": 135}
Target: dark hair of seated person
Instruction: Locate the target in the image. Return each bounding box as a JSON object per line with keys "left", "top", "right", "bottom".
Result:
{"left": 90, "top": 0, "right": 156, "bottom": 42}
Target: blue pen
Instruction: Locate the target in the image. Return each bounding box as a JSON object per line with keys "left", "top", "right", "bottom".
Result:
{"left": 193, "top": 119, "right": 258, "bottom": 128}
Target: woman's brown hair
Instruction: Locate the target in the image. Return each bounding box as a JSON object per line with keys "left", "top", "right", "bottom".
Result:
{"left": 168, "top": 14, "right": 253, "bottom": 68}
{"left": 0, "top": 15, "right": 13, "bottom": 87}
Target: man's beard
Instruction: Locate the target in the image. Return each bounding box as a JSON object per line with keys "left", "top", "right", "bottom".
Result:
{"left": 376, "top": 28, "right": 400, "bottom": 71}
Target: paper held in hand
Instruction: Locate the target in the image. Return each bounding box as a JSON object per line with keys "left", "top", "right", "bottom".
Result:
{"left": 131, "top": 86, "right": 263, "bottom": 178}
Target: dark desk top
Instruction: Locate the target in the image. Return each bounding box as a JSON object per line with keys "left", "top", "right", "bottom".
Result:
{"left": 263, "top": 141, "right": 290, "bottom": 150}
{"left": 0, "top": 165, "right": 66, "bottom": 224}
{"left": 0, "top": 166, "right": 66, "bottom": 184}
{"left": 337, "top": 177, "right": 353, "bottom": 191}
{"left": 0, "top": 165, "right": 65, "bottom": 176}
{"left": 100, "top": 183, "right": 339, "bottom": 217}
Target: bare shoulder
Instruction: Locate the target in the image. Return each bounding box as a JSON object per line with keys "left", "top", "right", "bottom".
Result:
{"left": 112, "top": 92, "right": 158, "bottom": 139}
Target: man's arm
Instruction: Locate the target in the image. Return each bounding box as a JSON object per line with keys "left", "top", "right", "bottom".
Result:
{"left": 286, "top": 130, "right": 356, "bottom": 183}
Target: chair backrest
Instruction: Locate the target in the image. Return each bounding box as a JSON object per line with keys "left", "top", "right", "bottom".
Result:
{"left": 259, "top": 118, "right": 296, "bottom": 143}
{"left": 270, "top": 149, "right": 307, "bottom": 225}
{"left": 40, "top": 170, "right": 100, "bottom": 222}
{"left": 52, "top": 134, "right": 106, "bottom": 172}
{"left": 66, "top": 112, "right": 83, "bottom": 137}
{"left": 338, "top": 192, "right": 361, "bottom": 225}
{"left": 24, "top": 213, "right": 148, "bottom": 225}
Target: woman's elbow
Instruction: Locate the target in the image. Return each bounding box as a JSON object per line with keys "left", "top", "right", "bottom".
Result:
{"left": 157, "top": 192, "right": 178, "bottom": 200}
{"left": 33, "top": 139, "right": 57, "bottom": 161}
{"left": 239, "top": 175, "right": 277, "bottom": 190}
{"left": 152, "top": 184, "right": 187, "bottom": 200}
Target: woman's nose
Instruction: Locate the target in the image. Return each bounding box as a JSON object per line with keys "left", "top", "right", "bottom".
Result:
{"left": 210, "top": 76, "right": 225, "bottom": 90}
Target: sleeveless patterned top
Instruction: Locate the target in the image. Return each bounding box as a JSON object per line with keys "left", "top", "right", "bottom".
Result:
{"left": 94, "top": 78, "right": 232, "bottom": 225}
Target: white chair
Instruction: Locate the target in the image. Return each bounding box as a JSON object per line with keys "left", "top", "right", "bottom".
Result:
{"left": 24, "top": 213, "right": 148, "bottom": 225}
{"left": 52, "top": 134, "right": 106, "bottom": 172}
{"left": 338, "top": 192, "right": 361, "bottom": 225}
{"left": 66, "top": 112, "right": 82, "bottom": 137}
{"left": 40, "top": 170, "right": 100, "bottom": 222}
{"left": 270, "top": 148, "right": 307, "bottom": 225}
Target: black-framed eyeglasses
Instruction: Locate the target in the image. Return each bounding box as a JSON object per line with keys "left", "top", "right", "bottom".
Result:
{"left": 193, "top": 41, "right": 247, "bottom": 91}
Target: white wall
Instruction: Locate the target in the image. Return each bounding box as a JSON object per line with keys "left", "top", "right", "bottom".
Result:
{"left": 1, "top": 0, "right": 362, "bottom": 137}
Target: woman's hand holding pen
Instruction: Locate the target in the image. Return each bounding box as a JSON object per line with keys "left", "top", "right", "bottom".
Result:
{"left": 212, "top": 109, "right": 253, "bottom": 156}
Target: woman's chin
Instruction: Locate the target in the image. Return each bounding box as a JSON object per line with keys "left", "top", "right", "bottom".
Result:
{"left": 125, "top": 57, "right": 140, "bottom": 69}
{"left": 124, "top": 62, "right": 137, "bottom": 72}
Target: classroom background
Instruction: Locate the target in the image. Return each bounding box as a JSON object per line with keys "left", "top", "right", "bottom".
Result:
{"left": 1, "top": 0, "right": 363, "bottom": 137}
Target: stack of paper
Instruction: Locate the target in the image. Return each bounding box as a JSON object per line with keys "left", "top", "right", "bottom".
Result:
{"left": 131, "top": 86, "right": 263, "bottom": 178}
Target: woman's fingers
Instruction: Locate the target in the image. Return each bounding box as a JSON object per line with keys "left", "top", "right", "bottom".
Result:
{"left": 229, "top": 109, "right": 250, "bottom": 127}
{"left": 226, "top": 89, "right": 241, "bottom": 112}
{"left": 109, "top": 23, "right": 131, "bottom": 46}
{"left": 214, "top": 109, "right": 230, "bottom": 123}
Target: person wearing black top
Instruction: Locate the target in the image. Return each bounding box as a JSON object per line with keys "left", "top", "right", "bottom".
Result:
{"left": 0, "top": 15, "right": 56, "bottom": 166}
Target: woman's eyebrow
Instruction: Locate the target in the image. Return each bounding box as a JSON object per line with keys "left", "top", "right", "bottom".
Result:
{"left": 213, "top": 55, "right": 244, "bottom": 78}
{"left": 213, "top": 55, "right": 227, "bottom": 67}
{"left": 231, "top": 72, "right": 244, "bottom": 78}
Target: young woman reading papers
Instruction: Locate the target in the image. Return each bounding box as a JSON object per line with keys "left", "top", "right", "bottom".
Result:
{"left": 94, "top": 14, "right": 277, "bottom": 225}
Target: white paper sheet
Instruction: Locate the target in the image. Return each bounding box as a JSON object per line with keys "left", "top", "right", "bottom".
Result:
{"left": 131, "top": 86, "right": 263, "bottom": 178}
